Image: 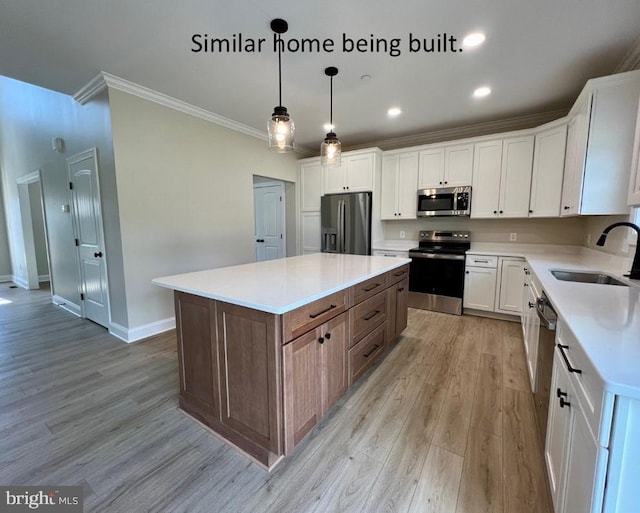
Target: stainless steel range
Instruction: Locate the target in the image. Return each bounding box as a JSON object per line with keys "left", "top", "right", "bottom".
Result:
{"left": 408, "top": 230, "right": 471, "bottom": 315}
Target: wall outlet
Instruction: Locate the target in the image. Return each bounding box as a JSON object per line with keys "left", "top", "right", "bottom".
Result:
{"left": 509, "top": 232, "right": 517, "bottom": 242}
{"left": 399, "top": 231, "right": 406, "bottom": 239}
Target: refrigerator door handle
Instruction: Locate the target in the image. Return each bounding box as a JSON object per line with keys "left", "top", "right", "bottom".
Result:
{"left": 337, "top": 199, "right": 344, "bottom": 253}
{"left": 341, "top": 199, "right": 347, "bottom": 253}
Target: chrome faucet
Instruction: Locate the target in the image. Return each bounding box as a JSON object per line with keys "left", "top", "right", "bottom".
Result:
{"left": 596, "top": 222, "right": 640, "bottom": 280}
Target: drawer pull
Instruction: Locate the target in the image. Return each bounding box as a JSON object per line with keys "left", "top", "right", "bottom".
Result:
{"left": 363, "top": 283, "right": 381, "bottom": 292}
{"left": 398, "top": 287, "right": 404, "bottom": 293}
{"left": 474, "top": 259, "right": 489, "bottom": 263}
{"left": 364, "top": 310, "right": 381, "bottom": 321}
{"left": 363, "top": 344, "right": 381, "bottom": 358}
{"left": 309, "top": 304, "right": 337, "bottom": 319}
{"left": 557, "top": 344, "right": 582, "bottom": 374}
{"left": 393, "top": 270, "right": 406, "bottom": 276}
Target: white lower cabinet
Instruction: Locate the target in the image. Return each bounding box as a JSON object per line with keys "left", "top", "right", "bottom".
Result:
{"left": 520, "top": 270, "right": 540, "bottom": 389}
{"left": 463, "top": 255, "right": 498, "bottom": 311}
{"left": 496, "top": 257, "right": 526, "bottom": 314}
{"left": 464, "top": 254, "right": 525, "bottom": 315}
{"left": 546, "top": 347, "right": 606, "bottom": 513}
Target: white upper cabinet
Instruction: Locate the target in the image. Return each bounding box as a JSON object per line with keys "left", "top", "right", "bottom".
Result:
{"left": 530, "top": 125, "right": 567, "bottom": 217}
{"left": 324, "top": 152, "right": 375, "bottom": 194}
{"left": 418, "top": 143, "right": 473, "bottom": 189}
{"left": 628, "top": 95, "right": 640, "bottom": 206}
{"left": 471, "top": 136, "right": 534, "bottom": 218}
{"left": 471, "top": 140, "right": 503, "bottom": 217}
{"left": 381, "top": 153, "right": 418, "bottom": 220}
{"left": 499, "top": 136, "right": 535, "bottom": 217}
{"left": 561, "top": 96, "right": 591, "bottom": 216}
{"left": 562, "top": 71, "right": 640, "bottom": 215}
{"left": 299, "top": 160, "right": 323, "bottom": 211}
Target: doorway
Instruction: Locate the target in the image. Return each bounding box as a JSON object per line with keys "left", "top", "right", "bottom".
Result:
{"left": 67, "top": 148, "right": 110, "bottom": 328}
{"left": 253, "top": 178, "right": 286, "bottom": 261}
{"left": 16, "top": 171, "right": 51, "bottom": 291}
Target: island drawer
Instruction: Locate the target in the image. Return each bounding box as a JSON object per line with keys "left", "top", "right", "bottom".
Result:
{"left": 283, "top": 289, "right": 348, "bottom": 342}
{"left": 351, "top": 273, "right": 388, "bottom": 305}
{"left": 349, "top": 323, "right": 386, "bottom": 385}
{"left": 349, "top": 291, "right": 387, "bottom": 348}
{"left": 387, "top": 264, "right": 410, "bottom": 285}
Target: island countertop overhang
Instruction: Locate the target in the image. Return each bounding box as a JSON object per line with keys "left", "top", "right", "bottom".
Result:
{"left": 152, "top": 253, "right": 412, "bottom": 314}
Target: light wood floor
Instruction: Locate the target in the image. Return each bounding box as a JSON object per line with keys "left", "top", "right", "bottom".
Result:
{"left": 0, "top": 283, "right": 552, "bottom": 513}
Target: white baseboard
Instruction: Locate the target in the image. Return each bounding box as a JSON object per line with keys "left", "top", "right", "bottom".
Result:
{"left": 0, "top": 275, "right": 12, "bottom": 283}
{"left": 12, "top": 275, "right": 29, "bottom": 289}
{"left": 109, "top": 317, "right": 176, "bottom": 343}
{"left": 38, "top": 274, "right": 50, "bottom": 283}
{"left": 52, "top": 295, "right": 82, "bottom": 317}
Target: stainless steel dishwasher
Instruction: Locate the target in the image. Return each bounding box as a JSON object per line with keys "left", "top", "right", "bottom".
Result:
{"left": 534, "top": 291, "right": 557, "bottom": 441}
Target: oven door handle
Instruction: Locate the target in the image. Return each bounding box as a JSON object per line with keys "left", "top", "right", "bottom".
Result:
{"left": 409, "top": 253, "right": 465, "bottom": 261}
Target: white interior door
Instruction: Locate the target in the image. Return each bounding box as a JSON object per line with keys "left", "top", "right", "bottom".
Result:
{"left": 68, "top": 149, "right": 110, "bottom": 328}
{"left": 254, "top": 183, "right": 285, "bottom": 261}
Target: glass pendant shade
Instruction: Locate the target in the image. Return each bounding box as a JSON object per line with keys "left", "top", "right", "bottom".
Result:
{"left": 268, "top": 106, "right": 295, "bottom": 153}
{"left": 321, "top": 132, "right": 341, "bottom": 167}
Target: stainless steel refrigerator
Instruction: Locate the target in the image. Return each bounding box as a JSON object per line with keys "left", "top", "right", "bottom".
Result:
{"left": 321, "top": 192, "right": 372, "bottom": 255}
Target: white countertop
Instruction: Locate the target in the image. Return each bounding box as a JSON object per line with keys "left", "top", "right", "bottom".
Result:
{"left": 153, "top": 253, "right": 411, "bottom": 315}
{"left": 522, "top": 252, "right": 640, "bottom": 399}
{"left": 462, "top": 242, "right": 640, "bottom": 397}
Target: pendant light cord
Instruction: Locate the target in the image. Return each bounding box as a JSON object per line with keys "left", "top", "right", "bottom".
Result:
{"left": 278, "top": 35, "right": 282, "bottom": 106}
{"left": 330, "top": 75, "right": 333, "bottom": 127}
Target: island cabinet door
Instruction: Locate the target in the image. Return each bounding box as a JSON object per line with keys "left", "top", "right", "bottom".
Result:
{"left": 319, "top": 312, "right": 349, "bottom": 416}
{"left": 174, "top": 291, "right": 220, "bottom": 427}
{"left": 282, "top": 328, "right": 321, "bottom": 454}
{"left": 282, "top": 312, "right": 349, "bottom": 454}
{"left": 216, "top": 302, "right": 282, "bottom": 456}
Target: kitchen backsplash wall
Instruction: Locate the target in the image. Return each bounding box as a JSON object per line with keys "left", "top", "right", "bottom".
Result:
{"left": 582, "top": 214, "right": 637, "bottom": 256}
{"left": 382, "top": 217, "right": 586, "bottom": 245}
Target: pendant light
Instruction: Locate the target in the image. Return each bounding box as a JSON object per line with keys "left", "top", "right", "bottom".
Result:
{"left": 321, "top": 67, "right": 341, "bottom": 167}
{"left": 267, "top": 18, "right": 295, "bottom": 152}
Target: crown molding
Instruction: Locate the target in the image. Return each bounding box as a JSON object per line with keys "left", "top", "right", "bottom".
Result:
{"left": 72, "top": 71, "right": 315, "bottom": 157}
{"left": 73, "top": 73, "right": 107, "bottom": 104}
{"left": 615, "top": 35, "right": 640, "bottom": 73}
{"left": 343, "top": 108, "right": 569, "bottom": 152}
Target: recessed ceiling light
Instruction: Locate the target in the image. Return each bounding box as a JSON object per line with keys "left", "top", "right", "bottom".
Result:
{"left": 473, "top": 86, "right": 491, "bottom": 98}
{"left": 387, "top": 107, "right": 402, "bottom": 117}
{"left": 463, "top": 32, "right": 486, "bottom": 48}
{"left": 323, "top": 123, "right": 335, "bottom": 131}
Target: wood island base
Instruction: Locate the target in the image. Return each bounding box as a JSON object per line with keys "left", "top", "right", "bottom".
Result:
{"left": 172, "top": 263, "right": 409, "bottom": 470}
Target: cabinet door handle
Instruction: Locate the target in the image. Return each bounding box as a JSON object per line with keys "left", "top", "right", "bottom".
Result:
{"left": 499, "top": 210, "right": 503, "bottom": 214}
{"left": 398, "top": 287, "right": 404, "bottom": 293}
{"left": 364, "top": 310, "right": 380, "bottom": 321}
{"left": 493, "top": 210, "right": 498, "bottom": 214}
{"left": 559, "top": 397, "right": 571, "bottom": 408}
{"left": 363, "top": 283, "right": 381, "bottom": 292}
{"left": 465, "top": 270, "right": 470, "bottom": 274}
{"left": 557, "top": 344, "right": 583, "bottom": 374}
{"left": 324, "top": 332, "right": 331, "bottom": 340}
{"left": 528, "top": 302, "right": 536, "bottom": 309}
{"left": 556, "top": 388, "right": 568, "bottom": 398}
{"left": 318, "top": 336, "right": 324, "bottom": 344}
{"left": 309, "top": 304, "right": 337, "bottom": 319}
{"left": 363, "top": 344, "right": 381, "bottom": 358}
{"left": 94, "top": 251, "right": 103, "bottom": 258}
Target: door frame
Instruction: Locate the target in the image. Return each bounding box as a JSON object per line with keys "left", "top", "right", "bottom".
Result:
{"left": 253, "top": 179, "right": 286, "bottom": 260}
{"left": 16, "top": 170, "right": 52, "bottom": 291}
{"left": 67, "top": 147, "right": 111, "bottom": 325}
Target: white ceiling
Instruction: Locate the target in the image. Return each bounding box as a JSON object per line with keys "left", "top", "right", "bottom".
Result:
{"left": 1, "top": 0, "right": 639, "bottom": 152}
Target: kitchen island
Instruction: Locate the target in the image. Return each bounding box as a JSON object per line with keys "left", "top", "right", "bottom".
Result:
{"left": 153, "top": 253, "right": 411, "bottom": 469}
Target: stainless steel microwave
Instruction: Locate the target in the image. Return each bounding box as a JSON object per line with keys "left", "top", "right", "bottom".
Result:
{"left": 417, "top": 186, "right": 471, "bottom": 217}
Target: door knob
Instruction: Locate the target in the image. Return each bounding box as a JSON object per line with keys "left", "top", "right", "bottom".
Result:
{"left": 94, "top": 251, "right": 103, "bottom": 258}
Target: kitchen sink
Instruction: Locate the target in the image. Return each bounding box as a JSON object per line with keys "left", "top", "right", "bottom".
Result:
{"left": 550, "top": 270, "right": 629, "bottom": 287}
